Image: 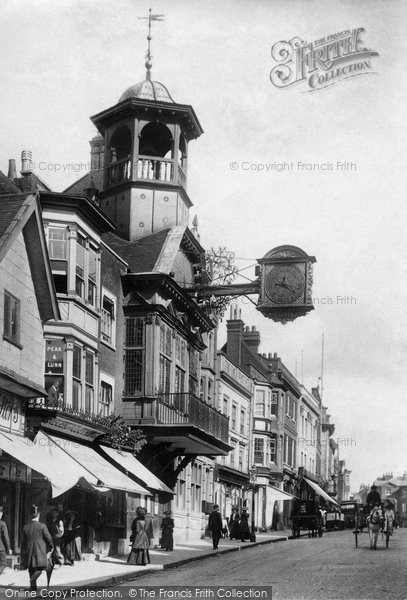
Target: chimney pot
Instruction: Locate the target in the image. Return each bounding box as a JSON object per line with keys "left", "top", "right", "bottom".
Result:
{"left": 252, "top": 326, "right": 256, "bottom": 331}
{"left": 273, "top": 353, "right": 278, "bottom": 358}
{"left": 268, "top": 353, "right": 272, "bottom": 359}
{"left": 8, "top": 159, "right": 17, "bottom": 180}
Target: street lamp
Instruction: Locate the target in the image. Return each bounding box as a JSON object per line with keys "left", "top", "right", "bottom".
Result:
{"left": 248, "top": 465, "right": 258, "bottom": 542}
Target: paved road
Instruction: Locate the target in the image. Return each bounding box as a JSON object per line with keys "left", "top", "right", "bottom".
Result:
{"left": 114, "top": 529, "right": 407, "bottom": 600}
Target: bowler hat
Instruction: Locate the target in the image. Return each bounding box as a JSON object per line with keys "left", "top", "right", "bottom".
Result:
{"left": 30, "top": 505, "right": 40, "bottom": 518}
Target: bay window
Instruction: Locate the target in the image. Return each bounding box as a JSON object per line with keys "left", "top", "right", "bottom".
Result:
{"left": 124, "top": 316, "right": 145, "bottom": 396}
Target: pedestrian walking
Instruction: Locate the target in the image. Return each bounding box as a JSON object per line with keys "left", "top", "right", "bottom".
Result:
{"left": 0, "top": 505, "right": 12, "bottom": 575}
{"left": 208, "top": 504, "right": 223, "bottom": 550}
{"left": 383, "top": 500, "right": 395, "bottom": 535}
{"left": 228, "top": 507, "right": 240, "bottom": 540}
{"left": 127, "top": 507, "right": 150, "bottom": 566}
{"left": 46, "top": 508, "right": 65, "bottom": 566}
{"left": 238, "top": 508, "right": 251, "bottom": 541}
{"left": 63, "top": 509, "right": 81, "bottom": 565}
{"left": 160, "top": 510, "right": 174, "bottom": 551}
{"left": 144, "top": 510, "right": 154, "bottom": 548}
{"left": 21, "top": 505, "right": 54, "bottom": 591}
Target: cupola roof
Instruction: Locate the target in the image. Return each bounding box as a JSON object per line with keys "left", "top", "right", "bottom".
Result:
{"left": 119, "top": 79, "right": 174, "bottom": 104}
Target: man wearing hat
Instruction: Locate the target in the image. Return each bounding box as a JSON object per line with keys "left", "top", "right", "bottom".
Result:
{"left": 0, "top": 506, "right": 12, "bottom": 575}
{"left": 208, "top": 504, "right": 223, "bottom": 550}
{"left": 21, "top": 505, "right": 54, "bottom": 591}
{"left": 366, "top": 485, "right": 381, "bottom": 509}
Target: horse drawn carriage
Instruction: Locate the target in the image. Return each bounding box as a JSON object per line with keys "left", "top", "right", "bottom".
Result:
{"left": 354, "top": 500, "right": 395, "bottom": 549}
{"left": 290, "top": 499, "right": 323, "bottom": 538}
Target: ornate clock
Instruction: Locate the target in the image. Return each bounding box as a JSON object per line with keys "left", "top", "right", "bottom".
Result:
{"left": 257, "top": 245, "right": 316, "bottom": 323}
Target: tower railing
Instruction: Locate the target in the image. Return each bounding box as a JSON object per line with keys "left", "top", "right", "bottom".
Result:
{"left": 105, "top": 155, "right": 187, "bottom": 188}
{"left": 106, "top": 157, "right": 132, "bottom": 186}
{"left": 136, "top": 156, "right": 173, "bottom": 183}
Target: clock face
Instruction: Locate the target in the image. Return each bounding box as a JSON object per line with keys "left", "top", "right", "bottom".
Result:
{"left": 264, "top": 264, "right": 305, "bottom": 304}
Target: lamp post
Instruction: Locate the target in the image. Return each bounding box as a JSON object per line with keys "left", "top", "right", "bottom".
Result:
{"left": 248, "top": 465, "right": 258, "bottom": 542}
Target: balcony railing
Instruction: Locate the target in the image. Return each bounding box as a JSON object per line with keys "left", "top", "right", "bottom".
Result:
{"left": 136, "top": 393, "right": 229, "bottom": 445}
{"left": 27, "top": 395, "right": 112, "bottom": 426}
{"left": 106, "top": 155, "right": 186, "bottom": 188}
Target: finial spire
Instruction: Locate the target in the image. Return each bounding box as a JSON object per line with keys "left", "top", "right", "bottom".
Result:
{"left": 138, "top": 8, "right": 164, "bottom": 81}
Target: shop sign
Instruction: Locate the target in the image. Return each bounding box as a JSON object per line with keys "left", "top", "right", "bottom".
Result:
{"left": 0, "top": 391, "right": 24, "bottom": 434}
{"left": 45, "top": 340, "right": 64, "bottom": 374}
{"left": 44, "top": 416, "right": 106, "bottom": 442}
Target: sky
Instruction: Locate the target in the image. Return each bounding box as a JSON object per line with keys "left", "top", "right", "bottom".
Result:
{"left": 0, "top": 0, "right": 406, "bottom": 492}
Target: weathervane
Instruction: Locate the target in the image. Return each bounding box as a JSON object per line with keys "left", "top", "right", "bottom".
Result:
{"left": 138, "top": 8, "right": 165, "bottom": 80}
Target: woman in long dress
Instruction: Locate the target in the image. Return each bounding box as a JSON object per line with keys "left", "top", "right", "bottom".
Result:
{"left": 127, "top": 507, "right": 150, "bottom": 566}
{"left": 160, "top": 510, "right": 174, "bottom": 551}
{"left": 239, "top": 509, "right": 251, "bottom": 541}
{"left": 228, "top": 507, "right": 240, "bottom": 540}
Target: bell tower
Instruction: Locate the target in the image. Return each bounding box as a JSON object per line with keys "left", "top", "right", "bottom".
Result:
{"left": 91, "top": 10, "right": 203, "bottom": 241}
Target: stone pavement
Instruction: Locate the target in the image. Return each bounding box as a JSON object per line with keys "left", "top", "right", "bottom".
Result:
{"left": 0, "top": 530, "right": 291, "bottom": 591}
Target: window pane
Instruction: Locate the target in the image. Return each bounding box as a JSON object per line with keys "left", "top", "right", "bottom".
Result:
{"left": 85, "top": 351, "right": 93, "bottom": 384}
{"left": 73, "top": 345, "right": 82, "bottom": 379}
{"left": 72, "top": 379, "right": 81, "bottom": 411}
{"left": 4, "top": 292, "right": 20, "bottom": 342}
{"left": 124, "top": 349, "right": 144, "bottom": 395}
{"left": 88, "top": 248, "right": 97, "bottom": 281}
{"left": 48, "top": 228, "right": 67, "bottom": 259}
{"left": 126, "top": 317, "right": 145, "bottom": 347}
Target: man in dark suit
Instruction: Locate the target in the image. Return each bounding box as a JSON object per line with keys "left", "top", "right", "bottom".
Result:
{"left": 21, "top": 505, "right": 54, "bottom": 591}
{"left": 208, "top": 504, "right": 223, "bottom": 550}
{"left": 0, "top": 505, "right": 12, "bottom": 574}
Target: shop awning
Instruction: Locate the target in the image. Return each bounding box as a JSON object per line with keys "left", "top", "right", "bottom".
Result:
{"left": 0, "top": 430, "right": 85, "bottom": 497}
{"left": 269, "top": 486, "right": 297, "bottom": 502}
{"left": 45, "top": 433, "right": 149, "bottom": 496}
{"left": 33, "top": 430, "right": 101, "bottom": 497}
{"left": 304, "top": 477, "right": 340, "bottom": 506}
{"left": 100, "top": 445, "right": 174, "bottom": 494}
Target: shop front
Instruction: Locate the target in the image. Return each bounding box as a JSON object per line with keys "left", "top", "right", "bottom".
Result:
{"left": 0, "top": 373, "right": 49, "bottom": 554}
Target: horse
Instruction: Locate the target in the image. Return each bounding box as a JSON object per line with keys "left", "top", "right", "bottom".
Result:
{"left": 367, "top": 506, "right": 383, "bottom": 549}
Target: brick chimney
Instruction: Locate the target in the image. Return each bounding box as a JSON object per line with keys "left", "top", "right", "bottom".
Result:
{"left": 226, "top": 306, "right": 244, "bottom": 367}
{"left": 90, "top": 134, "right": 105, "bottom": 171}
{"left": 8, "top": 159, "right": 17, "bottom": 180}
{"left": 242, "top": 325, "right": 261, "bottom": 354}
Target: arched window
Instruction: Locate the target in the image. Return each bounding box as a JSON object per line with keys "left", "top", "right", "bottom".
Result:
{"left": 139, "top": 122, "right": 173, "bottom": 158}
{"left": 109, "top": 125, "right": 132, "bottom": 163}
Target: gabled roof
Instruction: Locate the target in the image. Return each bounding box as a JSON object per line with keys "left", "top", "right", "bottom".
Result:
{"left": 62, "top": 169, "right": 104, "bottom": 196}
{"left": 14, "top": 173, "right": 51, "bottom": 193}
{"left": 0, "top": 171, "right": 21, "bottom": 194}
{"left": 0, "top": 192, "right": 59, "bottom": 322}
{"left": 0, "top": 194, "right": 28, "bottom": 244}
